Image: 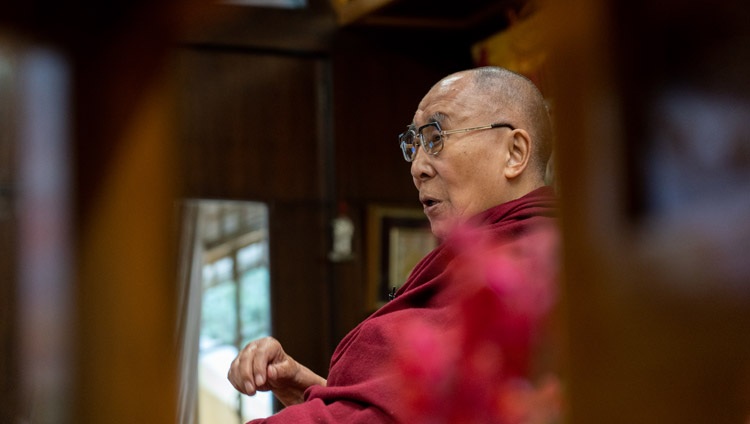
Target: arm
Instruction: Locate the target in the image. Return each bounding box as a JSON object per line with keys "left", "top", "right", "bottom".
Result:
{"left": 228, "top": 336, "right": 327, "bottom": 406}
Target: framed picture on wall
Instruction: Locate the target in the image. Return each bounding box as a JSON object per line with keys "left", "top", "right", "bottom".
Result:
{"left": 366, "top": 205, "right": 437, "bottom": 310}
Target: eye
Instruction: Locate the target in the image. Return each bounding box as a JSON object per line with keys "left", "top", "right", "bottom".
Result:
{"left": 420, "top": 125, "right": 442, "bottom": 151}
{"left": 426, "top": 133, "right": 442, "bottom": 150}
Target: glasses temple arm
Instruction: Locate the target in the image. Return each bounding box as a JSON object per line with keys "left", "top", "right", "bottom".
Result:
{"left": 441, "top": 123, "right": 515, "bottom": 135}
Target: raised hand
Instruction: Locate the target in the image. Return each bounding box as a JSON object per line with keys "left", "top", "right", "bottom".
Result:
{"left": 227, "top": 336, "right": 326, "bottom": 406}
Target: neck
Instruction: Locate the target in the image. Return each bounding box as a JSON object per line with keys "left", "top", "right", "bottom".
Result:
{"left": 506, "top": 174, "right": 546, "bottom": 203}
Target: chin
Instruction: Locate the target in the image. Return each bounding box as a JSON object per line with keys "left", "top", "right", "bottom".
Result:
{"left": 429, "top": 222, "right": 450, "bottom": 240}
{"left": 430, "top": 213, "right": 464, "bottom": 240}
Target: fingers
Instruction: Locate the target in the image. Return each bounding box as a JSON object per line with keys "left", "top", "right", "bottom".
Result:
{"left": 227, "top": 337, "right": 284, "bottom": 396}
{"left": 251, "top": 343, "right": 271, "bottom": 389}
{"left": 228, "top": 345, "right": 255, "bottom": 396}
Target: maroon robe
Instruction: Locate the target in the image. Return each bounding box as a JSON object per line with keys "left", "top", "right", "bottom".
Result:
{"left": 248, "top": 186, "right": 557, "bottom": 423}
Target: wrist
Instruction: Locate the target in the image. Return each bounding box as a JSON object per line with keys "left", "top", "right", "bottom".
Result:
{"left": 273, "top": 364, "right": 325, "bottom": 406}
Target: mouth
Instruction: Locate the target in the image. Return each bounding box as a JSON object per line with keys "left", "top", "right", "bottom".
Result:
{"left": 420, "top": 196, "right": 440, "bottom": 209}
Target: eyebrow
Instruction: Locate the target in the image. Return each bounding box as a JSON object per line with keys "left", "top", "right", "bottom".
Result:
{"left": 427, "top": 112, "right": 447, "bottom": 124}
{"left": 410, "top": 112, "right": 447, "bottom": 128}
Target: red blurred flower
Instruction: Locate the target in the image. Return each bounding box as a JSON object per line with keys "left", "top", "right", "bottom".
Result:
{"left": 390, "top": 225, "right": 562, "bottom": 424}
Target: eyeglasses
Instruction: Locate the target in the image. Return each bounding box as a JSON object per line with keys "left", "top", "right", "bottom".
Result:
{"left": 398, "top": 121, "right": 515, "bottom": 162}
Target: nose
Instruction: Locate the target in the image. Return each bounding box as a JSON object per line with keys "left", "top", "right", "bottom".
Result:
{"left": 410, "top": 146, "right": 434, "bottom": 185}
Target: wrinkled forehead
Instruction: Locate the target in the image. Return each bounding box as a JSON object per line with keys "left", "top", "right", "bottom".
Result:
{"left": 413, "top": 73, "right": 483, "bottom": 125}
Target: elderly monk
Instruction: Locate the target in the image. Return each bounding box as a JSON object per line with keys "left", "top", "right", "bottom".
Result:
{"left": 227, "top": 66, "right": 557, "bottom": 423}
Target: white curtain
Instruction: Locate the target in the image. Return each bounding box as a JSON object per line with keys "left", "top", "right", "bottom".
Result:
{"left": 175, "top": 200, "right": 205, "bottom": 424}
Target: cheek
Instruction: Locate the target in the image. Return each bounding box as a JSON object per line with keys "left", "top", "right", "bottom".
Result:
{"left": 437, "top": 144, "right": 498, "bottom": 190}
{"left": 437, "top": 156, "right": 475, "bottom": 187}
{"left": 442, "top": 180, "right": 481, "bottom": 217}
{"left": 445, "top": 161, "right": 501, "bottom": 213}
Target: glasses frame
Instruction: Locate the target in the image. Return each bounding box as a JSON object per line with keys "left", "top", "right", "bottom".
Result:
{"left": 399, "top": 121, "right": 515, "bottom": 162}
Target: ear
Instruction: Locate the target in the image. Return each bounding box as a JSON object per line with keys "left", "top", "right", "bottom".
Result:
{"left": 504, "top": 129, "right": 531, "bottom": 180}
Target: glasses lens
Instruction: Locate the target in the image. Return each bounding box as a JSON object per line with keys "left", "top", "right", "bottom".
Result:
{"left": 420, "top": 124, "right": 443, "bottom": 154}
{"left": 399, "top": 130, "right": 417, "bottom": 162}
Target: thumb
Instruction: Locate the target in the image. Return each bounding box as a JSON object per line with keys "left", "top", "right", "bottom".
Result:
{"left": 267, "top": 364, "right": 278, "bottom": 381}
{"left": 268, "top": 360, "right": 295, "bottom": 384}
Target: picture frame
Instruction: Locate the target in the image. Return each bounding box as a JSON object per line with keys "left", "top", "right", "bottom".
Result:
{"left": 366, "top": 205, "right": 437, "bottom": 310}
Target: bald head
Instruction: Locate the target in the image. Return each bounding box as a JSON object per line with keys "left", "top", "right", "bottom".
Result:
{"left": 440, "top": 67, "right": 553, "bottom": 179}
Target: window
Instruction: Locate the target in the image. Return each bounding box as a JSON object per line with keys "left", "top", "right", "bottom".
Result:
{"left": 178, "top": 200, "right": 273, "bottom": 424}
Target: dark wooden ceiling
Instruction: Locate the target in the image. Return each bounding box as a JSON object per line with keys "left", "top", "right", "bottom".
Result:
{"left": 335, "top": 0, "right": 522, "bottom": 30}
{"left": 333, "top": 0, "right": 525, "bottom": 46}
{"left": 182, "top": 0, "right": 526, "bottom": 53}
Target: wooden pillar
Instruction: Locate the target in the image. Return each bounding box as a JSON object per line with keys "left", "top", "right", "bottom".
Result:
{"left": 1, "top": 2, "right": 216, "bottom": 422}
{"left": 549, "top": 0, "right": 750, "bottom": 422}
{"left": 74, "top": 68, "right": 180, "bottom": 423}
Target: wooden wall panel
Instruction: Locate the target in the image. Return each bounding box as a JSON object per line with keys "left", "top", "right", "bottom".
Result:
{"left": 269, "top": 202, "right": 331, "bottom": 376}
{"left": 178, "top": 49, "right": 325, "bottom": 202}
{"left": 176, "top": 48, "right": 334, "bottom": 374}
